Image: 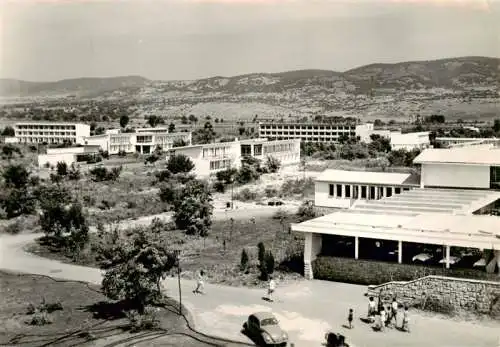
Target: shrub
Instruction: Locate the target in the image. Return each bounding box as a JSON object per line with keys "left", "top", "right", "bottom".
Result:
{"left": 296, "top": 201, "right": 316, "bottom": 221}
{"left": 159, "top": 182, "right": 179, "bottom": 204}
{"left": 213, "top": 181, "right": 226, "bottom": 193}
{"left": 126, "top": 308, "right": 161, "bottom": 332}
{"left": 155, "top": 169, "right": 171, "bottom": 183}
{"left": 127, "top": 200, "right": 138, "bottom": 209}
{"left": 280, "top": 178, "right": 314, "bottom": 198}
{"left": 234, "top": 188, "right": 258, "bottom": 202}
{"left": 27, "top": 311, "right": 52, "bottom": 326}
{"left": 4, "top": 220, "right": 22, "bottom": 235}
{"left": 265, "top": 156, "right": 281, "bottom": 173}
{"left": 272, "top": 209, "right": 289, "bottom": 220}
{"left": 264, "top": 186, "right": 279, "bottom": 198}
{"left": 118, "top": 150, "right": 127, "bottom": 157}
{"left": 166, "top": 154, "right": 194, "bottom": 174}
{"left": 265, "top": 251, "right": 275, "bottom": 275}
{"left": 257, "top": 242, "right": 266, "bottom": 264}
{"left": 240, "top": 249, "right": 249, "bottom": 271}
{"left": 89, "top": 166, "right": 122, "bottom": 182}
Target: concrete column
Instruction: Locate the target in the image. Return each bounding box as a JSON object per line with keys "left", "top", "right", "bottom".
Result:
{"left": 445, "top": 245, "right": 451, "bottom": 269}
{"left": 355, "top": 237, "right": 359, "bottom": 260}
{"left": 398, "top": 241, "right": 403, "bottom": 264}
{"left": 385, "top": 187, "right": 389, "bottom": 197}
{"left": 304, "top": 233, "right": 313, "bottom": 264}
{"left": 341, "top": 184, "right": 345, "bottom": 198}
{"left": 358, "top": 185, "right": 362, "bottom": 200}
{"left": 420, "top": 166, "right": 425, "bottom": 188}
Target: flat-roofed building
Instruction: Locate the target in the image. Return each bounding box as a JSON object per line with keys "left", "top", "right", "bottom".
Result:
{"left": 83, "top": 131, "right": 192, "bottom": 155}
{"left": 14, "top": 122, "right": 90, "bottom": 145}
{"left": 390, "top": 131, "right": 431, "bottom": 151}
{"left": 37, "top": 145, "right": 101, "bottom": 168}
{"left": 414, "top": 146, "right": 500, "bottom": 190}
{"left": 314, "top": 169, "right": 419, "bottom": 210}
{"left": 435, "top": 137, "right": 500, "bottom": 149}
{"left": 239, "top": 138, "right": 301, "bottom": 166}
{"left": 292, "top": 187, "right": 500, "bottom": 279}
{"left": 258, "top": 122, "right": 372, "bottom": 143}
{"left": 167, "top": 138, "right": 301, "bottom": 178}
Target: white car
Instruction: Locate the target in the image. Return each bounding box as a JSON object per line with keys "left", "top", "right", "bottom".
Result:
{"left": 412, "top": 253, "right": 433, "bottom": 263}
{"left": 439, "top": 256, "right": 461, "bottom": 265}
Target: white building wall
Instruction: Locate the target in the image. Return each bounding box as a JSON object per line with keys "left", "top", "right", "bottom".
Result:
{"left": 38, "top": 153, "right": 76, "bottom": 168}
{"left": 75, "top": 124, "right": 91, "bottom": 144}
{"left": 84, "top": 135, "right": 111, "bottom": 152}
{"left": 390, "top": 132, "right": 430, "bottom": 151}
{"left": 315, "top": 181, "right": 352, "bottom": 209}
{"left": 421, "top": 163, "right": 490, "bottom": 189}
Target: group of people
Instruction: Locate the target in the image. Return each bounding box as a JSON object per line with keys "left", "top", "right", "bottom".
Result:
{"left": 365, "top": 296, "right": 410, "bottom": 332}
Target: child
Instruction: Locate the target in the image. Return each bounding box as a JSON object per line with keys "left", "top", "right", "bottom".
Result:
{"left": 402, "top": 306, "right": 410, "bottom": 332}
{"left": 380, "top": 308, "right": 387, "bottom": 331}
{"left": 193, "top": 270, "right": 205, "bottom": 294}
{"left": 367, "top": 297, "right": 376, "bottom": 319}
{"left": 347, "top": 308, "right": 354, "bottom": 329}
{"left": 391, "top": 298, "right": 399, "bottom": 326}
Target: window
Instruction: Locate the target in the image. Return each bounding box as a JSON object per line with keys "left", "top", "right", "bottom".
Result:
{"left": 395, "top": 187, "right": 401, "bottom": 194}
{"left": 386, "top": 187, "right": 393, "bottom": 197}
{"left": 345, "top": 185, "right": 351, "bottom": 198}
{"left": 403, "top": 187, "right": 410, "bottom": 191}
{"left": 336, "top": 184, "right": 342, "bottom": 197}
{"left": 329, "top": 184, "right": 334, "bottom": 196}
{"left": 361, "top": 186, "right": 367, "bottom": 198}
{"left": 353, "top": 186, "right": 359, "bottom": 199}
{"left": 370, "top": 186, "right": 376, "bottom": 200}
{"left": 490, "top": 167, "right": 500, "bottom": 189}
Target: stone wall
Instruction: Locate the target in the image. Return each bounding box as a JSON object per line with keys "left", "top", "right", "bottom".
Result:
{"left": 368, "top": 275, "right": 500, "bottom": 315}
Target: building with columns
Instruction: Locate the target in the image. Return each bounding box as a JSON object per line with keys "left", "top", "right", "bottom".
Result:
{"left": 293, "top": 146, "right": 500, "bottom": 280}
{"left": 314, "top": 169, "right": 419, "bottom": 210}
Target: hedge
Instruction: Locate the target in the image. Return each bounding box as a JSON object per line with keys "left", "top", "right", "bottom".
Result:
{"left": 312, "top": 256, "right": 500, "bottom": 286}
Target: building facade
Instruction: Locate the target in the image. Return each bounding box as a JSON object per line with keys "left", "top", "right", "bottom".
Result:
{"left": 14, "top": 122, "right": 90, "bottom": 145}
{"left": 258, "top": 122, "right": 373, "bottom": 143}
{"left": 84, "top": 131, "right": 192, "bottom": 155}
{"left": 390, "top": 131, "right": 430, "bottom": 151}
{"left": 167, "top": 138, "right": 301, "bottom": 178}
{"left": 314, "top": 169, "right": 418, "bottom": 209}
{"left": 37, "top": 146, "right": 100, "bottom": 168}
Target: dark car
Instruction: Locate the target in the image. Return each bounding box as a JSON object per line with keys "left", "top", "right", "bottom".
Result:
{"left": 243, "top": 312, "right": 288, "bottom": 346}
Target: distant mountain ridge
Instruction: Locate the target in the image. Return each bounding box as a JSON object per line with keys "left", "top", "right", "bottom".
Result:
{"left": 1, "top": 56, "right": 498, "bottom": 97}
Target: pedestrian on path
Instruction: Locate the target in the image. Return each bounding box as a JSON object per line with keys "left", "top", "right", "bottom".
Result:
{"left": 347, "top": 308, "right": 354, "bottom": 329}
{"left": 367, "top": 296, "right": 376, "bottom": 320}
{"left": 391, "top": 298, "right": 399, "bottom": 326}
{"left": 402, "top": 306, "right": 410, "bottom": 333}
{"left": 267, "top": 276, "right": 276, "bottom": 302}
{"left": 380, "top": 308, "right": 387, "bottom": 332}
{"left": 193, "top": 270, "right": 205, "bottom": 294}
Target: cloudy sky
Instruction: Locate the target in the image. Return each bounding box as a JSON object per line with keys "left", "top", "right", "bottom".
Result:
{"left": 0, "top": 0, "right": 499, "bottom": 81}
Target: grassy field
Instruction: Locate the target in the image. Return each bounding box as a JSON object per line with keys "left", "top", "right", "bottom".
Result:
{"left": 0, "top": 271, "right": 235, "bottom": 347}
{"left": 28, "top": 213, "right": 306, "bottom": 288}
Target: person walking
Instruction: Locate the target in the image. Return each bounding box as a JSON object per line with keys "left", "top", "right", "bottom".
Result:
{"left": 402, "top": 306, "right": 410, "bottom": 333}
{"left": 347, "top": 308, "right": 354, "bottom": 329}
{"left": 367, "top": 297, "right": 376, "bottom": 321}
{"left": 193, "top": 270, "right": 205, "bottom": 294}
{"left": 267, "top": 276, "right": 276, "bottom": 302}
{"left": 380, "top": 308, "right": 387, "bottom": 332}
{"left": 391, "top": 298, "right": 399, "bottom": 326}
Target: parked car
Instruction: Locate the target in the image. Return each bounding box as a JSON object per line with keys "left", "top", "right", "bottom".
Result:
{"left": 243, "top": 312, "right": 288, "bottom": 346}
{"left": 438, "top": 256, "right": 462, "bottom": 266}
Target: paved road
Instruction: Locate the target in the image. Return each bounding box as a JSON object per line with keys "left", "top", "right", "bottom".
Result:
{"left": 1, "top": 209, "right": 500, "bottom": 347}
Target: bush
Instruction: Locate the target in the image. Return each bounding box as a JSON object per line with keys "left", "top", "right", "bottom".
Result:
{"left": 213, "top": 181, "right": 226, "bottom": 193}
{"left": 257, "top": 242, "right": 266, "bottom": 264}
{"left": 234, "top": 188, "right": 258, "bottom": 202}
{"left": 89, "top": 166, "right": 122, "bottom": 182}
{"left": 296, "top": 201, "right": 316, "bottom": 221}
{"left": 240, "top": 249, "right": 249, "bottom": 272}
{"left": 27, "top": 311, "right": 52, "bottom": 326}
{"left": 272, "top": 209, "right": 289, "bottom": 220}
{"left": 126, "top": 308, "right": 161, "bottom": 332}
{"left": 155, "top": 169, "right": 171, "bottom": 183}
{"left": 280, "top": 178, "right": 314, "bottom": 198}
{"left": 4, "top": 220, "right": 22, "bottom": 234}
{"left": 56, "top": 162, "right": 68, "bottom": 176}
{"left": 166, "top": 154, "right": 194, "bottom": 174}
{"left": 118, "top": 150, "right": 127, "bottom": 157}
{"left": 264, "top": 186, "right": 279, "bottom": 198}
{"left": 265, "top": 156, "right": 281, "bottom": 173}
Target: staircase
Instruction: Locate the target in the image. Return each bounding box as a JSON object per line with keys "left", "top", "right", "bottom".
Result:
{"left": 304, "top": 262, "right": 313, "bottom": 280}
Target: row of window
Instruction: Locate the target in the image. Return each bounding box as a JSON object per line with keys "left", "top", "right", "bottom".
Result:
{"left": 16, "top": 131, "right": 77, "bottom": 136}
{"left": 209, "top": 159, "right": 231, "bottom": 171}
{"left": 259, "top": 125, "right": 355, "bottom": 131}
{"left": 110, "top": 145, "right": 132, "bottom": 152}
{"left": 19, "top": 138, "right": 76, "bottom": 144}
{"left": 263, "top": 143, "right": 295, "bottom": 154}
{"left": 16, "top": 125, "right": 77, "bottom": 130}
{"left": 260, "top": 131, "right": 356, "bottom": 136}
{"left": 136, "top": 136, "right": 153, "bottom": 143}
{"left": 203, "top": 146, "right": 231, "bottom": 159}
{"left": 328, "top": 183, "right": 410, "bottom": 200}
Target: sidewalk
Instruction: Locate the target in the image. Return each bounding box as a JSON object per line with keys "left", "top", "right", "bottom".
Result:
{"left": 1, "top": 233, "right": 499, "bottom": 347}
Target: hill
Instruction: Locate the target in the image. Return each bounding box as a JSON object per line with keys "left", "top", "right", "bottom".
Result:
{"left": 0, "top": 76, "right": 150, "bottom": 97}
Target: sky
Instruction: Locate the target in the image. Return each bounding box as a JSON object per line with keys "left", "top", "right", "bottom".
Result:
{"left": 0, "top": 0, "right": 499, "bottom": 81}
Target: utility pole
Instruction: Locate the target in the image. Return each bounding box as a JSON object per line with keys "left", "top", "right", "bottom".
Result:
{"left": 174, "top": 250, "right": 182, "bottom": 315}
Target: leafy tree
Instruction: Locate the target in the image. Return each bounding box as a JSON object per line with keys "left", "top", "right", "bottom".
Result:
{"left": 493, "top": 119, "right": 500, "bottom": 133}
{"left": 147, "top": 115, "right": 162, "bottom": 128}
{"left": 172, "top": 179, "right": 213, "bottom": 236}
{"left": 265, "top": 156, "right": 281, "bottom": 173}
{"left": 119, "top": 115, "right": 130, "bottom": 128}
{"left": 166, "top": 154, "right": 194, "bottom": 174}
{"left": 238, "top": 127, "right": 246, "bottom": 136}
{"left": 257, "top": 242, "right": 266, "bottom": 264}
{"left": 181, "top": 115, "right": 188, "bottom": 124}
{"left": 158, "top": 182, "right": 179, "bottom": 204}
{"left": 89, "top": 166, "right": 122, "bottom": 182}
{"left": 188, "top": 114, "right": 198, "bottom": 124}
{"left": 155, "top": 169, "right": 171, "bottom": 183}
{"left": 168, "top": 123, "right": 176, "bottom": 133}
{"left": 99, "top": 226, "right": 177, "bottom": 313}
{"left": 213, "top": 180, "right": 225, "bottom": 193}
{"left": 0, "top": 188, "right": 37, "bottom": 218}
{"left": 2, "top": 164, "right": 30, "bottom": 189}
{"left": 215, "top": 168, "right": 237, "bottom": 185}
{"left": 56, "top": 162, "right": 68, "bottom": 176}
{"left": 368, "top": 134, "right": 391, "bottom": 153}
{"left": 192, "top": 122, "right": 216, "bottom": 144}
{"left": 1, "top": 126, "right": 15, "bottom": 136}
{"left": 68, "top": 163, "right": 81, "bottom": 181}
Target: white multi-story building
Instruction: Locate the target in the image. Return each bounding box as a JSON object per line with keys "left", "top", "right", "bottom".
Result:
{"left": 390, "top": 131, "right": 431, "bottom": 151}
{"left": 84, "top": 131, "right": 192, "bottom": 155}
{"left": 37, "top": 145, "right": 101, "bottom": 168}
{"left": 14, "top": 122, "right": 90, "bottom": 145}
{"left": 258, "top": 122, "right": 373, "bottom": 143}
{"left": 167, "top": 138, "right": 301, "bottom": 178}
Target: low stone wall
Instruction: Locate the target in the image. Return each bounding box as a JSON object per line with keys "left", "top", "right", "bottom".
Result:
{"left": 368, "top": 275, "right": 500, "bottom": 315}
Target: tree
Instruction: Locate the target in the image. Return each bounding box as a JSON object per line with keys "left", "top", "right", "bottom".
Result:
{"left": 257, "top": 242, "right": 266, "bottom": 264}
{"left": 188, "top": 114, "right": 198, "bottom": 124}
{"left": 238, "top": 127, "right": 246, "bottom": 136}
{"left": 56, "top": 162, "right": 68, "bottom": 176}
{"left": 119, "top": 115, "right": 130, "bottom": 128}
{"left": 2, "top": 164, "right": 30, "bottom": 189}
{"left": 493, "top": 119, "right": 500, "bottom": 133}
{"left": 181, "top": 115, "right": 188, "bottom": 124}
{"left": 166, "top": 154, "right": 194, "bottom": 174}
{"left": 240, "top": 249, "right": 249, "bottom": 271}
{"left": 1, "top": 126, "right": 15, "bottom": 136}
{"left": 89, "top": 166, "right": 122, "bottom": 182}
{"left": 68, "top": 163, "right": 81, "bottom": 180}
{"left": 158, "top": 182, "right": 179, "bottom": 204}
{"left": 147, "top": 115, "right": 161, "bottom": 128}
{"left": 265, "top": 156, "right": 281, "bottom": 173}
{"left": 172, "top": 179, "right": 213, "bottom": 236}
{"left": 168, "top": 123, "right": 176, "bottom": 133}
{"left": 99, "top": 226, "right": 176, "bottom": 313}
{"left": 38, "top": 184, "right": 89, "bottom": 252}
{"left": 192, "top": 122, "right": 216, "bottom": 145}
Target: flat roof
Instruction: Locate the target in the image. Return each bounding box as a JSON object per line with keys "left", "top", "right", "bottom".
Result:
{"left": 15, "top": 121, "right": 88, "bottom": 126}
{"left": 413, "top": 147, "right": 500, "bottom": 165}
{"left": 292, "top": 188, "right": 500, "bottom": 249}
{"left": 315, "top": 169, "right": 418, "bottom": 186}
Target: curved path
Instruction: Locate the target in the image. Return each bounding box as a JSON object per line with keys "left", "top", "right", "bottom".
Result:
{"left": 1, "top": 208, "right": 500, "bottom": 347}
